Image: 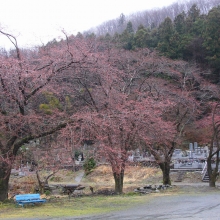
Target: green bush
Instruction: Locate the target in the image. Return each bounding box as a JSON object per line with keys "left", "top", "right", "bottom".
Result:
{"left": 45, "top": 190, "right": 51, "bottom": 196}
{"left": 83, "top": 157, "right": 96, "bottom": 174}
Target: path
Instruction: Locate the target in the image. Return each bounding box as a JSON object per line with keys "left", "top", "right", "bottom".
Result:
{"left": 69, "top": 190, "right": 220, "bottom": 220}
{"left": 74, "top": 170, "right": 84, "bottom": 183}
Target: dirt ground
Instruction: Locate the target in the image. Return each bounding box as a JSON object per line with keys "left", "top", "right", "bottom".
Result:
{"left": 8, "top": 165, "right": 220, "bottom": 197}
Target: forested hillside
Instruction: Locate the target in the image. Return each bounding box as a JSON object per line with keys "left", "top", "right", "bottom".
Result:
{"left": 85, "top": 0, "right": 220, "bottom": 82}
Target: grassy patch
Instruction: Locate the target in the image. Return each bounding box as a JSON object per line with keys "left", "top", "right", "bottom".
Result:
{"left": 0, "top": 194, "right": 151, "bottom": 219}
{"left": 7, "top": 165, "right": 216, "bottom": 219}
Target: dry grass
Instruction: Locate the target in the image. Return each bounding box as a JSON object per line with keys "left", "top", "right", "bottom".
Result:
{"left": 125, "top": 166, "right": 160, "bottom": 183}
{"left": 9, "top": 165, "right": 163, "bottom": 196}
{"left": 82, "top": 165, "right": 163, "bottom": 193}
{"left": 9, "top": 175, "right": 38, "bottom": 197}
{"left": 9, "top": 165, "right": 212, "bottom": 197}
{"left": 87, "top": 165, "right": 161, "bottom": 183}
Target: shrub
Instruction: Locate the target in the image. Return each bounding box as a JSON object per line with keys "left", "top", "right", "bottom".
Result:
{"left": 45, "top": 190, "right": 51, "bottom": 196}
{"left": 83, "top": 157, "right": 96, "bottom": 174}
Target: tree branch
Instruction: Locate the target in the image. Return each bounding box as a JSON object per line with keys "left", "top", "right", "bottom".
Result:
{"left": 0, "top": 30, "right": 21, "bottom": 60}
{"left": 13, "top": 122, "right": 68, "bottom": 156}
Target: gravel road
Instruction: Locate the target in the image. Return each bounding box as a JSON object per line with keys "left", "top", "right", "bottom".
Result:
{"left": 59, "top": 190, "right": 220, "bottom": 220}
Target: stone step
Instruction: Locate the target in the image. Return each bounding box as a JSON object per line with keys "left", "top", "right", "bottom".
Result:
{"left": 202, "top": 171, "right": 209, "bottom": 182}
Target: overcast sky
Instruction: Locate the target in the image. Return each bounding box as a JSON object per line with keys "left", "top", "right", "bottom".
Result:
{"left": 0, "top": 0, "right": 177, "bottom": 50}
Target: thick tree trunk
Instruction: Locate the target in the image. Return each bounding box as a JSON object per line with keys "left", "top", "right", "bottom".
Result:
{"left": 207, "top": 157, "right": 219, "bottom": 187}
{"left": 0, "top": 165, "right": 11, "bottom": 201}
{"left": 207, "top": 157, "right": 214, "bottom": 187}
{"left": 149, "top": 144, "right": 174, "bottom": 186}
{"left": 209, "top": 175, "right": 216, "bottom": 187}
{"left": 113, "top": 170, "right": 124, "bottom": 194}
{"left": 0, "top": 177, "right": 10, "bottom": 201}
{"left": 159, "top": 162, "right": 171, "bottom": 185}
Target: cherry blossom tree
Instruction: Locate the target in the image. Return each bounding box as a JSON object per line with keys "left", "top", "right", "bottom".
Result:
{"left": 67, "top": 89, "right": 175, "bottom": 193}
{"left": 60, "top": 47, "right": 179, "bottom": 193}
{"left": 193, "top": 102, "right": 220, "bottom": 187}
{"left": 114, "top": 49, "right": 203, "bottom": 185}
{"left": 205, "top": 104, "right": 220, "bottom": 187}
{"left": 0, "top": 30, "right": 102, "bottom": 201}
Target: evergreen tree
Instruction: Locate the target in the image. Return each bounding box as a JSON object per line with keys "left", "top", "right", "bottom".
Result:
{"left": 186, "top": 4, "right": 201, "bottom": 34}
{"left": 188, "top": 15, "right": 206, "bottom": 63}
{"left": 176, "top": 5, "right": 204, "bottom": 62}
{"left": 167, "top": 32, "right": 183, "bottom": 59}
{"left": 174, "top": 12, "right": 186, "bottom": 35}
{"left": 119, "top": 21, "right": 135, "bottom": 50}
{"left": 147, "top": 28, "right": 159, "bottom": 48}
{"left": 188, "top": 4, "right": 200, "bottom": 22}
{"left": 126, "top": 21, "right": 134, "bottom": 33}
{"left": 134, "top": 25, "right": 148, "bottom": 48}
{"left": 118, "top": 13, "right": 126, "bottom": 27}
{"left": 203, "top": 6, "right": 220, "bottom": 75}
{"left": 76, "top": 32, "right": 84, "bottom": 39}
{"left": 157, "top": 17, "right": 174, "bottom": 56}
{"left": 118, "top": 13, "right": 126, "bottom": 33}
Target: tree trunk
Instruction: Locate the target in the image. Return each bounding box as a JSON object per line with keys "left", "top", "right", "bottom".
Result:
{"left": 207, "top": 157, "right": 213, "bottom": 187}
{"left": 207, "top": 157, "right": 219, "bottom": 187}
{"left": 113, "top": 170, "right": 124, "bottom": 194}
{"left": 0, "top": 165, "right": 11, "bottom": 201}
{"left": 159, "top": 161, "right": 171, "bottom": 185}
{"left": 0, "top": 176, "right": 10, "bottom": 201}
{"left": 36, "top": 170, "right": 46, "bottom": 194}
{"left": 209, "top": 175, "right": 216, "bottom": 187}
